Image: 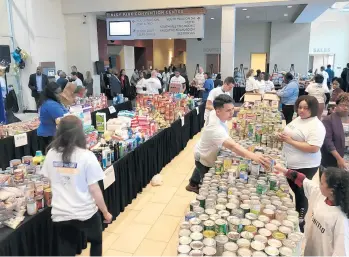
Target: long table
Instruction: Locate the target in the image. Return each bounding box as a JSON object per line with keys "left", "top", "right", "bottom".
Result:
{"left": 0, "top": 101, "right": 133, "bottom": 170}
{"left": 0, "top": 103, "right": 205, "bottom": 256}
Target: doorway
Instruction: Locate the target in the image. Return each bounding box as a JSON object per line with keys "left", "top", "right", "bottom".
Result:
{"left": 134, "top": 47, "right": 146, "bottom": 70}
{"left": 309, "top": 54, "right": 335, "bottom": 74}
{"left": 206, "top": 54, "right": 221, "bottom": 75}
{"left": 251, "top": 53, "right": 267, "bottom": 72}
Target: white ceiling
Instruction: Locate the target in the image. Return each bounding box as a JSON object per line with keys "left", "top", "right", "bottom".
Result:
{"left": 205, "top": 5, "right": 306, "bottom": 22}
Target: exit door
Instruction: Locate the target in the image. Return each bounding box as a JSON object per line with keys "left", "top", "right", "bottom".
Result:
{"left": 206, "top": 54, "right": 221, "bottom": 75}
{"left": 251, "top": 53, "right": 267, "bottom": 72}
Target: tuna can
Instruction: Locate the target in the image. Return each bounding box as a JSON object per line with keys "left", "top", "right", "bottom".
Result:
{"left": 210, "top": 214, "right": 220, "bottom": 221}
{"left": 251, "top": 240, "right": 265, "bottom": 252}
{"left": 199, "top": 214, "right": 209, "bottom": 223}
{"left": 202, "top": 246, "right": 216, "bottom": 256}
{"left": 216, "top": 204, "right": 226, "bottom": 212}
{"left": 270, "top": 219, "right": 281, "bottom": 227}
{"left": 190, "top": 232, "right": 204, "bottom": 241}
{"left": 205, "top": 198, "right": 216, "bottom": 208}
{"left": 227, "top": 231, "right": 240, "bottom": 242}
{"left": 250, "top": 162, "right": 260, "bottom": 176}
{"left": 252, "top": 220, "right": 265, "bottom": 229}
{"left": 279, "top": 246, "right": 293, "bottom": 257}
{"left": 179, "top": 236, "right": 192, "bottom": 245}
{"left": 224, "top": 242, "right": 238, "bottom": 253}
{"left": 258, "top": 228, "right": 272, "bottom": 238}
{"left": 190, "top": 200, "right": 201, "bottom": 211}
{"left": 204, "top": 220, "right": 216, "bottom": 231}
{"left": 185, "top": 211, "right": 196, "bottom": 221}
{"left": 217, "top": 198, "right": 228, "bottom": 205}
{"left": 215, "top": 235, "right": 229, "bottom": 256}
{"left": 237, "top": 238, "right": 251, "bottom": 249}
{"left": 190, "top": 218, "right": 202, "bottom": 226}
{"left": 179, "top": 229, "right": 191, "bottom": 237}
{"left": 191, "top": 225, "right": 204, "bottom": 233}
{"left": 232, "top": 208, "right": 244, "bottom": 219}
{"left": 268, "top": 238, "right": 282, "bottom": 248}
{"left": 215, "top": 161, "right": 223, "bottom": 175}
{"left": 177, "top": 244, "right": 191, "bottom": 254}
{"left": 222, "top": 251, "right": 237, "bottom": 256}
{"left": 264, "top": 246, "right": 279, "bottom": 256}
{"left": 190, "top": 241, "right": 204, "bottom": 250}
{"left": 252, "top": 251, "right": 267, "bottom": 257}
{"left": 228, "top": 217, "right": 241, "bottom": 232}
{"left": 203, "top": 230, "right": 216, "bottom": 238}
{"left": 239, "top": 171, "right": 248, "bottom": 183}
{"left": 225, "top": 203, "right": 237, "bottom": 213}
{"left": 196, "top": 195, "right": 206, "bottom": 208}
{"left": 250, "top": 200, "right": 261, "bottom": 215}
{"left": 180, "top": 221, "right": 191, "bottom": 229}
{"left": 203, "top": 237, "right": 216, "bottom": 247}
{"left": 205, "top": 208, "right": 216, "bottom": 215}
{"left": 218, "top": 210, "right": 230, "bottom": 220}
{"left": 193, "top": 207, "right": 205, "bottom": 216}
{"left": 240, "top": 204, "right": 250, "bottom": 215}
{"left": 241, "top": 231, "right": 254, "bottom": 241}
{"left": 189, "top": 249, "right": 203, "bottom": 256}
{"left": 244, "top": 225, "right": 258, "bottom": 236}
{"left": 254, "top": 235, "right": 268, "bottom": 245}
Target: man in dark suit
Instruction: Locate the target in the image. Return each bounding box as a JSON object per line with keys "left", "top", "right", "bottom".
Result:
{"left": 28, "top": 66, "right": 49, "bottom": 108}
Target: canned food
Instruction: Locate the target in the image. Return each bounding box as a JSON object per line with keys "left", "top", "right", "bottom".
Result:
{"left": 215, "top": 219, "right": 228, "bottom": 235}
{"left": 196, "top": 195, "right": 206, "bottom": 208}
{"left": 202, "top": 246, "right": 216, "bottom": 256}
{"left": 190, "top": 218, "right": 201, "bottom": 226}
{"left": 179, "top": 236, "right": 192, "bottom": 245}
{"left": 177, "top": 244, "right": 191, "bottom": 254}
{"left": 272, "top": 231, "right": 286, "bottom": 241}
{"left": 237, "top": 238, "right": 251, "bottom": 249}
{"left": 227, "top": 231, "right": 240, "bottom": 242}
{"left": 216, "top": 204, "right": 226, "bottom": 211}
{"left": 203, "top": 237, "right": 216, "bottom": 247}
{"left": 190, "top": 232, "right": 204, "bottom": 241}
{"left": 185, "top": 211, "right": 196, "bottom": 221}
{"left": 199, "top": 214, "right": 209, "bottom": 222}
{"left": 282, "top": 239, "right": 296, "bottom": 250}
{"left": 244, "top": 225, "right": 257, "bottom": 235}
{"left": 241, "top": 231, "right": 254, "bottom": 240}
{"left": 258, "top": 228, "right": 272, "bottom": 238}
{"left": 210, "top": 214, "right": 220, "bottom": 221}
{"left": 203, "top": 230, "right": 216, "bottom": 238}
{"left": 180, "top": 221, "right": 191, "bottom": 229}
{"left": 190, "top": 240, "right": 204, "bottom": 250}
{"left": 222, "top": 251, "right": 237, "bottom": 256}
{"left": 215, "top": 161, "right": 223, "bottom": 175}
{"left": 240, "top": 204, "right": 250, "bottom": 215}
{"left": 279, "top": 246, "right": 293, "bottom": 256}
{"left": 194, "top": 207, "right": 205, "bottom": 216}
{"left": 254, "top": 234, "right": 268, "bottom": 245}
{"left": 251, "top": 240, "right": 265, "bottom": 251}
{"left": 226, "top": 203, "right": 236, "bottom": 213}
{"left": 252, "top": 251, "right": 267, "bottom": 257}
{"left": 179, "top": 229, "right": 191, "bottom": 237}
{"left": 268, "top": 238, "right": 282, "bottom": 248}
{"left": 264, "top": 246, "right": 279, "bottom": 256}
{"left": 191, "top": 225, "right": 203, "bottom": 233}
{"left": 237, "top": 248, "right": 252, "bottom": 257}
{"left": 270, "top": 219, "right": 281, "bottom": 227}
{"left": 189, "top": 249, "right": 202, "bottom": 256}
{"left": 224, "top": 242, "right": 238, "bottom": 252}
{"left": 190, "top": 200, "right": 201, "bottom": 211}
{"left": 245, "top": 213, "right": 258, "bottom": 221}
{"left": 204, "top": 220, "right": 215, "bottom": 231}
{"left": 252, "top": 220, "right": 264, "bottom": 229}
{"left": 205, "top": 208, "right": 216, "bottom": 215}
{"left": 282, "top": 220, "right": 294, "bottom": 230}
{"left": 262, "top": 209, "right": 275, "bottom": 220}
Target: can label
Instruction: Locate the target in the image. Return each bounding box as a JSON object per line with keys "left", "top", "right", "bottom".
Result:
{"left": 204, "top": 220, "right": 215, "bottom": 231}
{"left": 215, "top": 219, "right": 228, "bottom": 235}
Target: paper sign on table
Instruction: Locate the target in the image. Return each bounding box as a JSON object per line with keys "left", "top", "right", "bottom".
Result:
{"left": 108, "top": 106, "right": 116, "bottom": 114}
{"left": 181, "top": 117, "right": 185, "bottom": 126}
{"left": 103, "top": 165, "right": 115, "bottom": 190}
{"left": 196, "top": 107, "right": 199, "bottom": 115}
{"left": 14, "top": 133, "right": 28, "bottom": 147}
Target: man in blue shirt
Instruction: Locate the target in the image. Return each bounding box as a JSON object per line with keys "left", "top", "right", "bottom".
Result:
{"left": 202, "top": 72, "right": 214, "bottom": 101}
{"left": 28, "top": 66, "right": 48, "bottom": 110}
{"left": 325, "top": 64, "right": 335, "bottom": 89}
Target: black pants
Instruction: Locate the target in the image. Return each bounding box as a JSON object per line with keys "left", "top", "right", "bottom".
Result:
{"left": 38, "top": 136, "right": 53, "bottom": 154}
{"left": 54, "top": 212, "right": 103, "bottom": 256}
{"left": 282, "top": 104, "right": 294, "bottom": 124}
{"left": 287, "top": 167, "right": 318, "bottom": 230}
{"left": 190, "top": 161, "right": 210, "bottom": 186}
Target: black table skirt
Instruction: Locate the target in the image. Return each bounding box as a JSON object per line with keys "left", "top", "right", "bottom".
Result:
{"left": 91, "top": 101, "right": 133, "bottom": 128}
{"left": 0, "top": 103, "right": 205, "bottom": 256}
{"left": 233, "top": 87, "right": 246, "bottom": 103}
{"left": 0, "top": 101, "right": 133, "bottom": 170}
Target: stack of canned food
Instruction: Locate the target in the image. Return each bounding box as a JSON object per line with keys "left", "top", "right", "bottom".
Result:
{"left": 177, "top": 155, "right": 303, "bottom": 256}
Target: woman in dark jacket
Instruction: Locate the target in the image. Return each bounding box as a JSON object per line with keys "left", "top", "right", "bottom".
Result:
{"left": 119, "top": 69, "right": 136, "bottom": 101}
{"left": 214, "top": 74, "right": 222, "bottom": 88}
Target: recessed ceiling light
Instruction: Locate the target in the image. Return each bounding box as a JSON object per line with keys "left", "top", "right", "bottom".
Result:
{"left": 242, "top": 8, "right": 247, "bottom": 11}
{"left": 210, "top": 17, "right": 215, "bottom": 20}
{"left": 246, "top": 16, "right": 250, "bottom": 19}
{"left": 287, "top": 5, "right": 292, "bottom": 8}
{"left": 284, "top": 13, "right": 288, "bottom": 16}
{"left": 169, "top": 38, "right": 171, "bottom": 40}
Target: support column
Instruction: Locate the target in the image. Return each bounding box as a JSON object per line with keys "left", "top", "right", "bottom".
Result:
{"left": 65, "top": 13, "right": 100, "bottom": 95}
{"left": 220, "top": 6, "right": 236, "bottom": 79}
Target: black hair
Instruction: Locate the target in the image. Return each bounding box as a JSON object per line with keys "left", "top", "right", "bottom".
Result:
{"left": 320, "top": 66, "right": 325, "bottom": 71}
{"left": 314, "top": 74, "right": 324, "bottom": 84}
{"left": 38, "top": 82, "right": 61, "bottom": 108}
{"left": 335, "top": 92, "right": 349, "bottom": 105}
{"left": 224, "top": 76, "right": 235, "bottom": 85}
{"left": 327, "top": 64, "right": 331, "bottom": 68}
{"left": 120, "top": 69, "right": 125, "bottom": 75}
{"left": 256, "top": 69, "right": 261, "bottom": 74}
{"left": 295, "top": 95, "right": 319, "bottom": 117}
{"left": 264, "top": 72, "right": 270, "bottom": 81}
{"left": 71, "top": 71, "right": 77, "bottom": 76}
{"left": 284, "top": 72, "right": 294, "bottom": 82}
{"left": 164, "top": 67, "right": 168, "bottom": 73}
{"left": 134, "top": 69, "right": 137, "bottom": 72}
{"left": 323, "top": 167, "right": 349, "bottom": 218}
{"left": 347, "top": 63, "right": 349, "bottom": 68}
{"left": 48, "top": 115, "right": 87, "bottom": 162}
{"left": 213, "top": 94, "right": 234, "bottom": 109}
{"left": 204, "top": 72, "right": 211, "bottom": 78}
{"left": 216, "top": 74, "right": 221, "bottom": 80}
{"left": 332, "top": 77, "right": 342, "bottom": 84}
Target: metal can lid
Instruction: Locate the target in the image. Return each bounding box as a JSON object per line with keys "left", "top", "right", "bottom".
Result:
{"left": 270, "top": 219, "right": 281, "bottom": 227}
{"left": 246, "top": 213, "right": 258, "bottom": 220}
{"left": 215, "top": 218, "right": 227, "bottom": 225}
{"left": 254, "top": 234, "right": 268, "bottom": 244}
{"left": 177, "top": 244, "right": 191, "bottom": 254}
{"left": 237, "top": 248, "right": 252, "bottom": 257}
{"left": 204, "top": 220, "right": 215, "bottom": 226}
{"left": 180, "top": 221, "right": 191, "bottom": 229}
{"left": 278, "top": 226, "right": 291, "bottom": 235}
{"left": 191, "top": 225, "right": 203, "bottom": 233}
{"left": 251, "top": 240, "right": 266, "bottom": 251}
{"left": 190, "top": 240, "right": 204, "bottom": 250}
{"left": 222, "top": 251, "right": 237, "bottom": 256}
{"left": 210, "top": 214, "right": 220, "bottom": 221}
{"left": 258, "top": 228, "right": 272, "bottom": 237}
{"left": 199, "top": 214, "right": 209, "bottom": 221}
{"left": 203, "top": 237, "right": 216, "bottom": 247}
{"left": 190, "top": 232, "right": 204, "bottom": 241}
{"left": 215, "top": 235, "right": 229, "bottom": 244}
{"left": 179, "top": 229, "right": 191, "bottom": 237}
{"left": 205, "top": 208, "right": 217, "bottom": 215}
{"left": 189, "top": 249, "right": 203, "bottom": 256}
{"left": 252, "top": 220, "right": 264, "bottom": 228}
{"left": 268, "top": 238, "right": 282, "bottom": 248}
{"left": 241, "top": 218, "right": 252, "bottom": 226}
{"left": 179, "top": 236, "right": 192, "bottom": 245}
{"left": 224, "top": 242, "right": 238, "bottom": 252}
{"left": 237, "top": 238, "right": 251, "bottom": 248}
{"left": 190, "top": 218, "right": 201, "bottom": 225}
{"left": 202, "top": 246, "right": 216, "bottom": 256}
{"left": 252, "top": 251, "right": 267, "bottom": 257}
{"left": 279, "top": 246, "right": 293, "bottom": 256}
{"left": 264, "top": 246, "right": 279, "bottom": 256}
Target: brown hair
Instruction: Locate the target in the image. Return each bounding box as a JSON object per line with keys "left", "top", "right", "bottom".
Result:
{"left": 246, "top": 69, "right": 254, "bottom": 78}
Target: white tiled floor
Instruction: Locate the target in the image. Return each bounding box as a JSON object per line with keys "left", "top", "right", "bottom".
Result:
{"left": 79, "top": 134, "right": 199, "bottom": 256}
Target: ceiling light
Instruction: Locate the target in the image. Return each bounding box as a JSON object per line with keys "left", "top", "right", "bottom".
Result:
{"left": 242, "top": 8, "right": 247, "bottom": 11}
{"left": 284, "top": 13, "right": 288, "bottom": 16}
{"left": 210, "top": 17, "right": 215, "bottom": 20}
{"left": 246, "top": 16, "right": 250, "bottom": 19}
{"left": 287, "top": 5, "right": 292, "bottom": 8}
{"left": 169, "top": 38, "right": 171, "bottom": 40}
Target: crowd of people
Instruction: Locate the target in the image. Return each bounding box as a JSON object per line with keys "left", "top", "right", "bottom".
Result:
{"left": 185, "top": 73, "right": 349, "bottom": 256}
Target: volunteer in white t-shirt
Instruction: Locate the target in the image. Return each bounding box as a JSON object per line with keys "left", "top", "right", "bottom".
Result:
{"left": 264, "top": 73, "right": 275, "bottom": 92}
{"left": 40, "top": 115, "right": 112, "bottom": 256}
{"left": 305, "top": 74, "right": 330, "bottom": 119}
{"left": 278, "top": 95, "right": 326, "bottom": 231}
{"left": 135, "top": 72, "right": 146, "bottom": 95}
{"left": 186, "top": 94, "right": 271, "bottom": 194}
{"left": 245, "top": 69, "right": 258, "bottom": 93}
{"left": 193, "top": 67, "right": 205, "bottom": 97}
{"left": 71, "top": 72, "right": 83, "bottom": 87}
{"left": 204, "top": 76, "right": 235, "bottom": 123}
{"left": 170, "top": 70, "right": 186, "bottom": 93}
{"left": 255, "top": 72, "right": 266, "bottom": 94}
{"left": 274, "top": 165, "right": 349, "bottom": 257}
{"left": 320, "top": 66, "right": 329, "bottom": 87}
{"left": 144, "top": 70, "right": 162, "bottom": 94}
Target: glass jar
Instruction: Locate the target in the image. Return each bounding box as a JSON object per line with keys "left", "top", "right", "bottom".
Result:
{"left": 27, "top": 198, "right": 37, "bottom": 215}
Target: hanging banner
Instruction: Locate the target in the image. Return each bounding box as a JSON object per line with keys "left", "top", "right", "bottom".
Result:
{"left": 106, "top": 7, "right": 205, "bottom": 40}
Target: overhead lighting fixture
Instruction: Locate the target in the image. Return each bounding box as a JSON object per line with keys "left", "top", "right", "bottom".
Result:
{"left": 169, "top": 38, "right": 172, "bottom": 40}
{"left": 246, "top": 16, "right": 250, "bottom": 19}
{"left": 284, "top": 13, "right": 288, "bottom": 16}
{"left": 242, "top": 8, "right": 247, "bottom": 11}
{"left": 210, "top": 17, "right": 215, "bottom": 20}
{"left": 287, "top": 5, "right": 292, "bottom": 8}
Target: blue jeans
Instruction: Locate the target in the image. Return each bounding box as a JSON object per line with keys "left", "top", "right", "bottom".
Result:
{"left": 190, "top": 161, "right": 210, "bottom": 186}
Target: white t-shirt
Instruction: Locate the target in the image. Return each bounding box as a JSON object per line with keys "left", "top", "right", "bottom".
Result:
{"left": 282, "top": 116, "right": 325, "bottom": 169}
{"left": 321, "top": 70, "right": 329, "bottom": 86}
{"left": 195, "top": 73, "right": 205, "bottom": 87}
{"left": 256, "top": 80, "right": 266, "bottom": 94}
{"left": 39, "top": 148, "right": 105, "bottom": 222}
{"left": 0, "top": 76, "right": 7, "bottom": 98}
{"left": 136, "top": 78, "right": 146, "bottom": 94}
{"left": 195, "top": 111, "right": 230, "bottom": 167}
{"left": 305, "top": 82, "right": 329, "bottom": 104}
{"left": 265, "top": 81, "right": 274, "bottom": 92}
{"left": 73, "top": 78, "right": 83, "bottom": 87}
{"left": 145, "top": 77, "right": 161, "bottom": 94}
{"left": 170, "top": 75, "right": 186, "bottom": 92}
{"left": 204, "top": 87, "right": 231, "bottom": 121}
{"left": 303, "top": 179, "right": 349, "bottom": 257}
{"left": 245, "top": 77, "right": 258, "bottom": 92}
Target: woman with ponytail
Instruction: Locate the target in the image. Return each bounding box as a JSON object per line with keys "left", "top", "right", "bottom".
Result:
{"left": 274, "top": 165, "right": 349, "bottom": 256}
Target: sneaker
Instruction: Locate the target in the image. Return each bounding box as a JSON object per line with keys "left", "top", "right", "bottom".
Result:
{"left": 186, "top": 184, "right": 199, "bottom": 194}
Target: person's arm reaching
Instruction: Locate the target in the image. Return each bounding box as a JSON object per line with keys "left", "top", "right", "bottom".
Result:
{"left": 89, "top": 183, "right": 112, "bottom": 223}
{"left": 205, "top": 100, "right": 214, "bottom": 111}
{"left": 223, "top": 138, "right": 271, "bottom": 168}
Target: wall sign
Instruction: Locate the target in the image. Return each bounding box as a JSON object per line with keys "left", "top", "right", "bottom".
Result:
{"left": 312, "top": 48, "right": 331, "bottom": 53}
{"left": 107, "top": 8, "right": 205, "bottom": 40}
